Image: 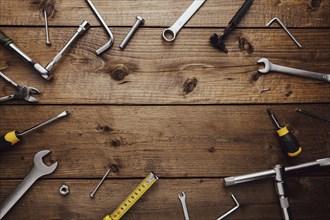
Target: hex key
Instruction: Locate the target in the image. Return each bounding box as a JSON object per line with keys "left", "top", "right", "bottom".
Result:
{"left": 86, "top": 0, "right": 114, "bottom": 55}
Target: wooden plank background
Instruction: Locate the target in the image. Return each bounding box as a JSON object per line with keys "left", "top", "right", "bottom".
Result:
{"left": 0, "top": 0, "right": 329, "bottom": 220}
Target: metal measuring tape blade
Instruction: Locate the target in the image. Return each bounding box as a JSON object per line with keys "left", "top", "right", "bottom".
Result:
{"left": 103, "top": 172, "right": 158, "bottom": 220}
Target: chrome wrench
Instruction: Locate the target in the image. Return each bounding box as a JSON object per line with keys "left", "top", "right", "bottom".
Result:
{"left": 178, "top": 192, "right": 190, "bottom": 220}
{"left": 0, "top": 150, "right": 58, "bottom": 219}
{"left": 162, "top": 0, "right": 206, "bottom": 42}
{"left": 257, "top": 58, "right": 330, "bottom": 83}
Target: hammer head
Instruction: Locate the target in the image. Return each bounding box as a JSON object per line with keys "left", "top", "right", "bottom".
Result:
{"left": 210, "top": 33, "right": 228, "bottom": 53}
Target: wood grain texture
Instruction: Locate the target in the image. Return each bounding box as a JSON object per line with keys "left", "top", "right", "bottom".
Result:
{"left": 0, "top": 178, "right": 330, "bottom": 220}
{"left": 0, "top": 105, "right": 329, "bottom": 178}
{"left": 1, "top": 1, "right": 329, "bottom": 219}
{"left": 0, "top": 27, "right": 329, "bottom": 104}
{"left": 0, "top": 0, "right": 329, "bottom": 27}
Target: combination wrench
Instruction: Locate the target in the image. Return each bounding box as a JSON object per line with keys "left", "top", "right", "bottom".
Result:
{"left": 0, "top": 150, "right": 58, "bottom": 219}
{"left": 162, "top": 0, "right": 206, "bottom": 42}
{"left": 257, "top": 58, "right": 330, "bottom": 83}
{"left": 178, "top": 192, "right": 190, "bottom": 220}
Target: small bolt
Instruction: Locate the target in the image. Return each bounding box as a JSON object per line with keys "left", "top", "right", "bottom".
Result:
{"left": 119, "top": 15, "right": 145, "bottom": 50}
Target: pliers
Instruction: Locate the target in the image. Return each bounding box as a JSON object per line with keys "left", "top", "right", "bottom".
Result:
{"left": 0, "top": 71, "right": 40, "bottom": 103}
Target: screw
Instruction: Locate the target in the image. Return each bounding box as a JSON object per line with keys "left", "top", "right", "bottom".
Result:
{"left": 119, "top": 15, "right": 145, "bottom": 50}
{"left": 90, "top": 168, "right": 111, "bottom": 198}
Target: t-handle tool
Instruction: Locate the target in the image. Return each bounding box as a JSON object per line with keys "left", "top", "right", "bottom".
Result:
{"left": 257, "top": 58, "right": 330, "bottom": 83}
{"left": 224, "top": 158, "right": 330, "bottom": 220}
{"left": 162, "top": 0, "right": 206, "bottom": 43}
{"left": 210, "top": 0, "right": 254, "bottom": 53}
{"left": 0, "top": 71, "right": 40, "bottom": 103}
{"left": 267, "top": 108, "right": 302, "bottom": 157}
{"left": 0, "top": 111, "right": 69, "bottom": 152}
{"left": 0, "top": 150, "right": 58, "bottom": 219}
{"left": 86, "top": 0, "right": 114, "bottom": 55}
{"left": 0, "top": 21, "right": 89, "bottom": 80}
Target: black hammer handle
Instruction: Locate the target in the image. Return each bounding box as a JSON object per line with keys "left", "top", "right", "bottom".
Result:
{"left": 230, "top": 0, "right": 254, "bottom": 27}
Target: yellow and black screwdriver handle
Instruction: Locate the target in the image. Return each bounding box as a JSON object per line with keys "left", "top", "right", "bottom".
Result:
{"left": 276, "top": 126, "right": 302, "bottom": 157}
{"left": 0, "top": 131, "right": 21, "bottom": 151}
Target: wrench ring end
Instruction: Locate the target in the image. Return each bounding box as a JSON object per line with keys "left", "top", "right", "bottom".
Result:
{"left": 162, "top": 29, "right": 176, "bottom": 43}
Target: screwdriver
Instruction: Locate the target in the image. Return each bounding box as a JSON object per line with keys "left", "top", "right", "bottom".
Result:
{"left": 0, "top": 111, "right": 70, "bottom": 151}
{"left": 267, "top": 108, "right": 302, "bottom": 157}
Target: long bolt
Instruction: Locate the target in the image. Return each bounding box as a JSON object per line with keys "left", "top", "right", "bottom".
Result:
{"left": 119, "top": 16, "right": 145, "bottom": 49}
{"left": 90, "top": 168, "right": 111, "bottom": 198}
{"left": 44, "top": 10, "right": 51, "bottom": 46}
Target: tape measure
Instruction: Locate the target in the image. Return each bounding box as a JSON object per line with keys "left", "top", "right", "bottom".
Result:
{"left": 103, "top": 172, "right": 158, "bottom": 220}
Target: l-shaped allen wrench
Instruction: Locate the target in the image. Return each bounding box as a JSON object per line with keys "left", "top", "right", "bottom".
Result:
{"left": 85, "top": 0, "right": 114, "bottom": 55}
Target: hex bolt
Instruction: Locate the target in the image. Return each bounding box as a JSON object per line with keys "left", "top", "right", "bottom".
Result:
{"left": 119, "top": 16, "right": 145, "bottom": 50}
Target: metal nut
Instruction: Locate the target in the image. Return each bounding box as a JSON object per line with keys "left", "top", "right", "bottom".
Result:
{"left": 59, "top": 185, "right": 70, "bottom": 196}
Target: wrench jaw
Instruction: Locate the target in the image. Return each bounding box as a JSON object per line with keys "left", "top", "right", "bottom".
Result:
{"left": 257, "top": 58, "right": 271, "bottom": 74}
{"left": 178, "top": 191, "right": 186, "bottom": 200}
{"left": 33, "top": 150, "right": 58, "bottom": 175}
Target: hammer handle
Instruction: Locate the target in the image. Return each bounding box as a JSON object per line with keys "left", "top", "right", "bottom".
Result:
{"left": 0, "top": 30, "right": 13, "bottom": 47}
{"left": 230, "top": 0, "right": 254, "bottom": 26}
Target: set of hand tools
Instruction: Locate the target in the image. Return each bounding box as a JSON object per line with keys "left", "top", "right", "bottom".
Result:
{"left": 0, "top": 0, "right": 329, "bottom": 219}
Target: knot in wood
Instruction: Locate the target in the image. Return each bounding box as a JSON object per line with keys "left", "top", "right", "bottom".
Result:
{"left": 239, "top": 37, "right": 254, "bottom": 54}
{"left": 110, "top": 65, "right": 129, "bottom": 81}
{"left": 183, "top": 78, "right": 198, "bottom": 94}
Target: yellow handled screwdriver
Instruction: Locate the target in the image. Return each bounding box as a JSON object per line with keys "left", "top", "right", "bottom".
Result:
{"left": 267, "top": 108, "right": 302, "bottom": 157}
{"left": 0, "top": 111, "right": 69, "bottom": 152}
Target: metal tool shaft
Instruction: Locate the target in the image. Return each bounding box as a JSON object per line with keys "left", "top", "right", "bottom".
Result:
{"left": 90, "top": 168, "right": 111, "bottom": 198}
{"left": 19, "top": 111, "right": 70, "bottom": 136}
{"left": 266, "top": 18, "right": 302, "bottom": 48}
{"left": 44, "top": 10, "right": 51, "bottom": 46}
{"left": 224, "top": 158, "right": 330, "bottom": 186}
{"left": 86, "top": 0, "right": 114, "bottom": 55}
{"left": 45, "top": 20, "right": 89, "bottom": 75}
{"left": 296, "top": 109, "right": 330, "bottom": 122}
{"left": 216, "top": 194, "right": 240, "bottom": 220}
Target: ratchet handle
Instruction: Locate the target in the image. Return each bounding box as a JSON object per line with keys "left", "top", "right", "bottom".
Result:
{"left": 0, "top": 30, "right": 13, "bottom": 47}
{"left": 230, "top": 0, "right": 254, "bottom": 26}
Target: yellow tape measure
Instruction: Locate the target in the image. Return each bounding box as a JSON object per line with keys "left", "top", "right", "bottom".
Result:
{"left": 103, "top": 172, "right": 158, "bottom": 220}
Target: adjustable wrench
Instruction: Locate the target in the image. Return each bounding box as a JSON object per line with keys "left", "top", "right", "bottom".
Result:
{"left": 257, "top": 58, "right": 330, "bottom": 83}
{"left": 178, "top": 192, "right": 190, "bottom": 220}
{"left": 0, "top": 150, "right": 58, "bottom": 219}
{"left": 162, "top": 0, "right": 205, "bottom": 42}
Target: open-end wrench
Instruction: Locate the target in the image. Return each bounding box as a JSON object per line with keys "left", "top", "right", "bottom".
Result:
{"left": 257, "top": 58, "right": 330, "bottom": 83}
{"left": 178, "top": 192, "right": 190, "bottom": 220}
{"left": 162, "top": 0, "right": 205, "bottom": 42}
{"left": 0, "top": 150, "right": 58, "bottom": 219}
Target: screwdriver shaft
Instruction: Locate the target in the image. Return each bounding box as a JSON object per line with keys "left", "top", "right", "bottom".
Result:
{"left": 19, "top": 111, "right": 70, "bottom": 136}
